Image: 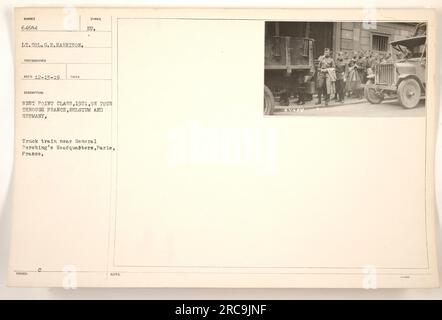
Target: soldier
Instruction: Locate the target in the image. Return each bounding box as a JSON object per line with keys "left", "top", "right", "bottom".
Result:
{"left": 381, "top": 52, "right": 392, "bottom": 63}
{"left": 295, "top": 73, "right": 309, "bottom": 105}
{"left": 316, "top": 48, "right": 335, "bottom": 106}
{"left": 335, "top": 52, "right": 347, "bottom": 103}
{"left": 367, "top": 51, "right": 376, "bottom": 70}
{"left": 355, "top": 52, "right": 368, "bottom": 98}
{"left": 346, "top": 54, "right": 361, "bottom": 98}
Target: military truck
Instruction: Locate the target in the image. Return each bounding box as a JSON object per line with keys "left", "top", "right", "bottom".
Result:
{"left": 264, "top": 36, "right": 316, "bottom": 115}
{"left": 364, "top": 23, "right": 426, "bottom": 109}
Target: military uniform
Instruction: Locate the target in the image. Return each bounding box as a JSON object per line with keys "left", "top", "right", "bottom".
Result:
{"left": 335, "top": 59, "right": 346, "bottom": 102}
{"left": 317, "top": 55, "right": 335, "bottom": 105}
{"left": 356, "top": 56, "right": 368, "bottom": 84}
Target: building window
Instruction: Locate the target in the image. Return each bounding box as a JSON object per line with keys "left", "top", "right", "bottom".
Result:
{"left": 372, "top": 34, "right": 389, "bottom": 52}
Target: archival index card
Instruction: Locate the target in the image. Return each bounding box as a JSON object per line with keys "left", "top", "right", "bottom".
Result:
{"left": 9, "top": 7, "right": 439, "bottom": 288}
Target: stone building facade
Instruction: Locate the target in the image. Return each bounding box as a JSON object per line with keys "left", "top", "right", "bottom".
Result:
{"left": 335, "top": 22, "right": 416, "bottom": 54}
{"left": 265, "top": 22, "right": 417, "bottom": 59}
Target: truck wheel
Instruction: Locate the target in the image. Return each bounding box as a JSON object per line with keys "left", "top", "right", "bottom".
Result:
{"left": 397, "top": 78, "right": 421, "bottom": 109}
{"left": 364, "top": 80, "right": 384, "bottom": 104}
{"left": 264, "top": 85, "right": 275, "bottom": 115}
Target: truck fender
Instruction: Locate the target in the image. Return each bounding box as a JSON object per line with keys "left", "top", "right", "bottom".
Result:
{"left": 397, "top": 74, "right": 425, "bottom": 92}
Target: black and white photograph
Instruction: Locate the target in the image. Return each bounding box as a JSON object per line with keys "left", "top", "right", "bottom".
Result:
{"left": 264, "top": 21, "right": 427, "bottom": 116}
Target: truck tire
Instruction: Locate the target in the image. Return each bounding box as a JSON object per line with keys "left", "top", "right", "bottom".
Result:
{"left": 397, "top": 78, "right": 421, "bottom": 109}
{"left": 264, "top": 85, "right": 275, "bottom": 115}
{"left": 364, "top": 80, "right": 384, "bottom": 104}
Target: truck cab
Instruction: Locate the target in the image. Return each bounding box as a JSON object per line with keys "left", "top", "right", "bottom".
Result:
{"left": 364, "top": 24, "right": 426, "bottom": 109}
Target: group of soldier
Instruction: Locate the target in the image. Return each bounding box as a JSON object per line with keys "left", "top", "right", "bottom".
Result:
{"left": 311, "top": 47, "right": 394, "bottom": 106}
